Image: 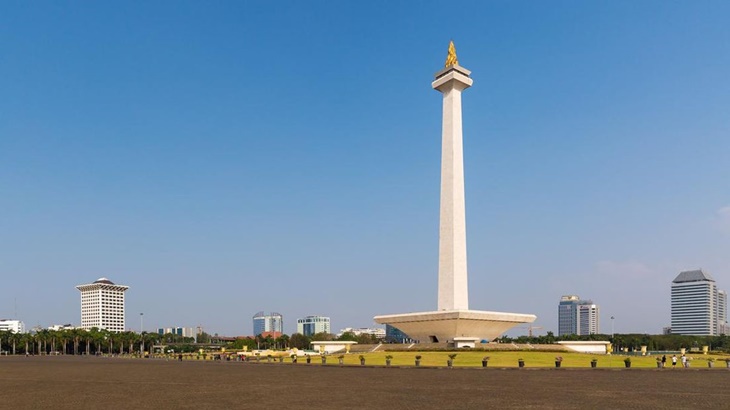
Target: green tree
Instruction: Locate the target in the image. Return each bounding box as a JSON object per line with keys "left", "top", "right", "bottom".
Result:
{"left": 9, "top": 331, "right": 20, "bottom": 355}
{"left": 196, "top": 332, "right": 211, "bottom": 344}
{"left": 22, "top": 332, "right": 32, "bottom": 355}
{"left": 355, "top": 333, "right": 379, "bottom": 344}
{"left": 230, "top": 337, "right": 257, "bottom": 351}
{"left": 289, "top": 333, "right": 310, "bottom": 349}
{"left": 312, "top": 332, "right": 334, "bottom": 341}
{"left": 0, "top": 330, "right": 8, "bottom": 353}
{"left": 337, "top": 332, "right": 357, "bottom": 342}
{"left": 275, "top": 334, "right": 290, "bottom": 349}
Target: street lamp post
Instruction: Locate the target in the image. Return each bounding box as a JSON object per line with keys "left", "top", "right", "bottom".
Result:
{"left": 611, "top": 316, "right": 615, "bottom": 343}
{"left": 140, "top": 313, "right": 144, "bottom": 356}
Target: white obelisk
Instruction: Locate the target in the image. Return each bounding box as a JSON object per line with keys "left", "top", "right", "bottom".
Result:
{"left": 433, "top": 41, "right": 472, "bottom": 311}
{"left": 373, "top": 41, "right": 535, "bottom": 345}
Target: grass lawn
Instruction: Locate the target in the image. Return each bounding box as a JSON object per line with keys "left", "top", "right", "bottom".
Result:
{"left": 312, "top": 350, "right": 729, "bottom": 369}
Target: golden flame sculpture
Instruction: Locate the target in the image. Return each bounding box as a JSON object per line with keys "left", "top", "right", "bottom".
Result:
{"left": 444, "top": 40, "right": 459, "bottom": 67}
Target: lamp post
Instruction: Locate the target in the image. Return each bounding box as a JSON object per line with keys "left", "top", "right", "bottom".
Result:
{"left": 611, "top": 316, "right": 615, "bottom": 343}
{"left": 140, "top": 313, "right": 144, "bottom": 356}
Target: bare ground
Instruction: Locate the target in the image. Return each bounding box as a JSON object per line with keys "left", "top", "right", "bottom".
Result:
{"left": 0, "top": 356, "right": 728, "bottom": 409}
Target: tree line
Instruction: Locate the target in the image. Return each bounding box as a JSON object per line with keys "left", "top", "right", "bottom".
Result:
{"left": 497, "top": 332, "right": 730, "bottom": 352}
{"left": 0, "top": 328, "right": 382, "bottom": 355}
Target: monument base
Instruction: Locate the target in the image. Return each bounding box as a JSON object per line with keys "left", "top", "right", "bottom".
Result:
{"left": 374, "top": 309, "right": 536, "bottom": 344}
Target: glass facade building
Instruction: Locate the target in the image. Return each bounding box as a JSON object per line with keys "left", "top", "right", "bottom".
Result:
{"left": 558, "top": 295, "right": 600, "bottom": 336}
{"left": 253, "top": 311, "right": 283, "bottom": 336}
{"left": 296, "top": 316, "right": 331, "bottom": 336}
{"left": 385, "top": 324, "right": 413, "bottom": 343}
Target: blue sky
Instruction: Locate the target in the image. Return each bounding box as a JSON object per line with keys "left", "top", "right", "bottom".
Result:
{"left": 1, "top": 1, "right": 729, "bottom": 336}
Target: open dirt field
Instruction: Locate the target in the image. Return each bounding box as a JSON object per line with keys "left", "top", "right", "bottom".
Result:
{"left": 1, "top": 356, "right": 728, "bottom": 409}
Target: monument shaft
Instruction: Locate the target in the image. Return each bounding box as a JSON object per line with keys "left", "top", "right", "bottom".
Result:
{"left": 373, "top": 42, "right": 536, "bottom": 345}
{"left": 433, "top": 61, "right": 472, "bottom": 311}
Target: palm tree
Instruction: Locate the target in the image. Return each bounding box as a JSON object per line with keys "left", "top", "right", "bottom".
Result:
{"left": 276, "top": 334, "right": 290, "bottom": 349}
{"left": 100, "top": 329, "right": 113, "bottom": 354}
{"left": 37, "top": 329, "right": 50, "bottom": 355}
{"left": 9, "top": 332, "right": 19, "bottom": 355}
{"left": 34, "top": 331, "right": 42, "bottom": 355}
{"left": 71, "top": 328, "right": 83, "bottom": 355}
{"left": 58, "top": 329, "right": 70, "bottom": 355}
{"left": 21, "top": 332, "right": 31, "bottom": 355}
{"left": 127, "top": 331, "right": 137, "bottom": 354}
{"left": 88, "top": 327, "right": 104, "bottom": 354}
{"left": 0, "top": 329, "right": 8, "bottom": 354}
{"left": 84, "top": 329, "right": 92, "bottom": 355}
{"left": 145, "top": 331, "right": 162, "bottom": 355}
{"left": 47, "top": 329, "right": 58, "bottom": 355}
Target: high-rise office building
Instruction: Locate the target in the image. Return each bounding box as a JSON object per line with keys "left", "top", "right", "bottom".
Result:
{"left": 252, "top": 311, "right": 283, "bottom": 336}
{"left": 76, "top": 277, "right": 128, "bottom": 333}
{"left": 296, "top": 316, "right": 330, "bottom": 337}
{"left": 671, "top": 269, "right": 727, "bottom": 335}
{"left": 718, "top": 290, "right": 728, "bottom": 335}
{"left": 558, "top": 295, "right": 600, "bottom": 336}
{"left": 578, "top": 303, "right": 600, "bottom": 335}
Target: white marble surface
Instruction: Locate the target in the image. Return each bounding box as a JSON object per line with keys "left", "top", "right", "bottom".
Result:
{"left": 433, "top": 65, "right": 472, "bottom": 311}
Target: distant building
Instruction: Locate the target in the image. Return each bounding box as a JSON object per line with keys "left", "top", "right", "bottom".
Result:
{"left": 157, "top": 327, "right": 197, "bottom": 338}
{"left": 0, "top": 319, "right": 25, "bottom": 333}
{"left": 718, "top": 290, "right": 728, "bottom": 335}
{"left": 558, "top": 295, "right": 580, "bottom": 335}
{"left": 253, "top": 312, "right": 283, "bottom": 336}
{"left": 76, "top": 277, "right": 128, "bottom": 333}
{"left": 296, "top": 316, "right": 331, "bottom": 337}
{"left": 671, "top": 269, "right": 728, "bottom": 336}
{"left": 558, "top": 295, "right": 600, "bottom": 336}
{"left": 337, "top": 327, "right": 386, "bottom": 339}
{"left": 48, "top": 324, "right": 76, "bottom": 331}
{"left": 385, "top": 324, "right": 413, "bottom": 343}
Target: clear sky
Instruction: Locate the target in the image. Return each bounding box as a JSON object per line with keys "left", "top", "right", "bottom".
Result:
{"left": 2, "top": 1, "right": 729, "bottom": 337}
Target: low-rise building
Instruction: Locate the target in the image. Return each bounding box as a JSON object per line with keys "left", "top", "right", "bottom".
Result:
{"left": 48, "top": 324, "right": 76, "bottom": 331}
{"left": 0, "top": 319, "right": 25, "bottom": 333}
{"left": 337, "top": 327, "right": 386, "bottom": 339}
{"left": 157, "top": 327, "right": 197, "bottom": 338}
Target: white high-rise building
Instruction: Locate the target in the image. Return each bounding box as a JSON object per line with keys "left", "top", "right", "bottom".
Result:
{"left": 718, "top": 290, "right": 728, "bottom": 335}
{"left": 578, "top": 303, "right": 600, "bottom": 335}
{"left": 76, "top": 277, "right": 129, "bottom": 333}
{"left": 671, "top": 270, "right": 726, "bottom": 336}
{"left": 0, "top": 319, "right": 25, "bottom": 333}
{"left": 296, "top": 316, "right": 331, "bottom": 337}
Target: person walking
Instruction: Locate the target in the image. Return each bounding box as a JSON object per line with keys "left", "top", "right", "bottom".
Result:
{"left": 681, "top": 354, "right": 687, "bottom": 368}
{"left": 671, "top": 355, "right": 677, "bottom": 368}
{"left": 661, "top": 355, "right": 667, "bottom": 368}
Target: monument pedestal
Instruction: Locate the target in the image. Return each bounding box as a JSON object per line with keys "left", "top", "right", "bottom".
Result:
{"left": 374, "top": 310, "right": 536, "bottom": 344}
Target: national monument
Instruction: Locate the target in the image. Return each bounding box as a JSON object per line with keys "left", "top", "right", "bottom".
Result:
{"left": 374, "top": 42, "right": 536, "bottom": 346}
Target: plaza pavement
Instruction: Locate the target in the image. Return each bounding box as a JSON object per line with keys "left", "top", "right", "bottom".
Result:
{"left": 0, "top": 355, "right": 728, "bottom": 409}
